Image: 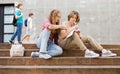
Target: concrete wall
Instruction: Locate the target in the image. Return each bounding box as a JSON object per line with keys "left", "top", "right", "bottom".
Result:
{"left": 0, "top": 0, "right": 120, "bottom": 44}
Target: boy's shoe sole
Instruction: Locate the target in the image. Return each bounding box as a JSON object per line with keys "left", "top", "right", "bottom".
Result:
{"left": 102, "top": 53, "right": 117, "bottom": 57}
{"left": 85, "top": 55, "right": 99, "bottom": 58}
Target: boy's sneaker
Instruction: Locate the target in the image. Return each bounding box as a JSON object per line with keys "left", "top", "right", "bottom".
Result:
{"left": 102, "top": 49, "right": 117, "bottom": 57}
{"left": 9, "top": 40, "right": 14, "bottom": 44}
{"left": 85, "top": 49, "right": 99, "bottom": 58}
{"left": 39, "top": 53, "right": 52, "bottom": 59}
{"left": 31, "top": 52, "right": 39, "bottom": 57}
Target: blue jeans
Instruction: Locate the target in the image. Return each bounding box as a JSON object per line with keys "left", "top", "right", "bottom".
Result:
{"left": 35, "top": 29, "right": 63, "bottom": 57}
{"left": 10, "top": 23, "right": 22, "bottom": 42}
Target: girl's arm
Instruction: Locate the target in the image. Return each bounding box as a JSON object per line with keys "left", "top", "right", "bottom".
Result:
{"left": 48, "top": 25, "right": 66, "bottom": 30}
{"left": 60, "top": 24, "right": 80, "bottom": 39}
{"left": 15, "top": 13, "right": 23, "bottom": 19}
{"left": 60, "top": 26, "right": 76, "bottom": 39}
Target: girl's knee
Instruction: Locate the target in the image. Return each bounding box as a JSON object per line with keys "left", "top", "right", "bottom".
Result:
{"left": 56, "top": 46, "right": 63, "bottom": 55}
{"left": 48, "top": 45, "right": 63, "bottom": 56}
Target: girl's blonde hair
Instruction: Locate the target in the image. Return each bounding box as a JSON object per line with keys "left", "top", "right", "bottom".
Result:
{"left": 49, "top": 9, "right": 60, "bottom": 25}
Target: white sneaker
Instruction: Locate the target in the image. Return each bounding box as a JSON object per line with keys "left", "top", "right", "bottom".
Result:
{"left": 102, "top": 49, "right": 117, "bottom": 57}
{"left": 85, "top": 49, "right": 99, "bottom": 58}
{"left": 39, "top": 53, "right": 52, "bottom": 59}
{"left": 31, "top": 52, "right": 39, "bottom": 57}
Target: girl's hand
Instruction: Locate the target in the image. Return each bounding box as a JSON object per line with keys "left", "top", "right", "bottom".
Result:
{"left": 60, "top": 25, "right": 67, "bottom": 30}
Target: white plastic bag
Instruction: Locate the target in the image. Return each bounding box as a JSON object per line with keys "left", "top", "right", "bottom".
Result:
{"left": 10, "top": 44, "right": 25, "bottom": 57}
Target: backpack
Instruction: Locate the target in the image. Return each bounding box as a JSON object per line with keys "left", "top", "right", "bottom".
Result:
{"left": 13, "top": 15, "right": 17, "bottom": 26}
{"left": 24, "top": 19, "right": 28, "bottom": 27}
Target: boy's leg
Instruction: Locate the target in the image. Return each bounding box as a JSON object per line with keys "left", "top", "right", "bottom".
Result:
{"left": 59, "top": 32, "right": 87, "bottom": 51}
{"left": 81, "top": 36, "right": 103, "bottom": 51}
{"left": 59, "top": 32, "right": 99, "bottom": 58}
{"left": 58, "top": 37, "right": 72, "bottom": 50}
{"left": 81, "top": 35, "right": 117, "bottom": 57}
{"left": 22, "top": 35, "right": 27, "bottom": 41}
{"left": 72, "top": 32, "right": 87, "bottom": 51}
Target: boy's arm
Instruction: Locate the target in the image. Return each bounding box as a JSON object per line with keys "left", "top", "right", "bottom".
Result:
{"left": 27, "top": 19, "right": 31, "bottom": 30}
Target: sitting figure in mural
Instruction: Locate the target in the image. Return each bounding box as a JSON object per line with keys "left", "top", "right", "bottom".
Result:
{"left": 31, "top": 9, "right": 66, "bottom": 59}
{"left": 58, "top": 11, "right": 117, "bottom": 58}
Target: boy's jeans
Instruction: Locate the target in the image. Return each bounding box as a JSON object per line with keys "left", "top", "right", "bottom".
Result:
{"left": 10, "top": 23, "right": 22, "bottom": 43}
{"left": 35, "top": 29, "right": 63, "bottom": 56}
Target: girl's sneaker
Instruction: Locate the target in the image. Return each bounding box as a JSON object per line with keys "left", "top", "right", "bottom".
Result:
{"left": 39, "top": 53, "right": 52, "bottom": 59}
{"left": 31, "top": 52, "right": 39, "bottom": 57}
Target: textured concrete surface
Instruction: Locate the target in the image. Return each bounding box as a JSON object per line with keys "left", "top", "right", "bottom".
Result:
{"left": 0, "top": 0, "right": 120, "bottom": 44}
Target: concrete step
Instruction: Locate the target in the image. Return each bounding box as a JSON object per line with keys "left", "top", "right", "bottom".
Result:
{"left": 0, "top": 44, "right": 120, "bottom": 74}
{"left": 0, "top": 44, "right": 37, "bottom": 49}
{"left": 0, "top": 49, "right": 119, "bottom": 57}
{"left": 0, "top": 57, "right": 120, "bottom": 66}
{"left": 0, "top": 49, "right": 38, "bottom": 57}
{"left": 0, "top": 43, "right": 120, "bottom": 49}
{"left": 0, "top": 65, "right": 119, "bottom": 74}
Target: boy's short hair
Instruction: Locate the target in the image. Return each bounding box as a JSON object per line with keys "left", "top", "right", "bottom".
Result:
{"left": 68, "top": 11, "right": 80, "bottom": 23}
{"left": 29, "top": 13, "right": 34, "bottom": 17}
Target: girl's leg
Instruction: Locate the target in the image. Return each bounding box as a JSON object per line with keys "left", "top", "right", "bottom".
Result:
{"left": 47, "top": 40, "right": 63, "bottom": 57}
{"left": 36, "top": 29, "right": 51, "bottom": 53}
{"left": 31, "top": 37, "right": 42, "bottom": 57}
{"left": 31, "top": 29, "right": 51, "bottom": 58}
{"left": 10, "top": 24, "right": 19, "bottom": 42}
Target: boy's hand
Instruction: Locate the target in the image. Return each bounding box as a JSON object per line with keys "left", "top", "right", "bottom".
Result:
{"left": 74, "top": 25, "right": 79, "bottom": 30}
{"left": 76, "top": 29, "right": 80, "bottom": 32}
